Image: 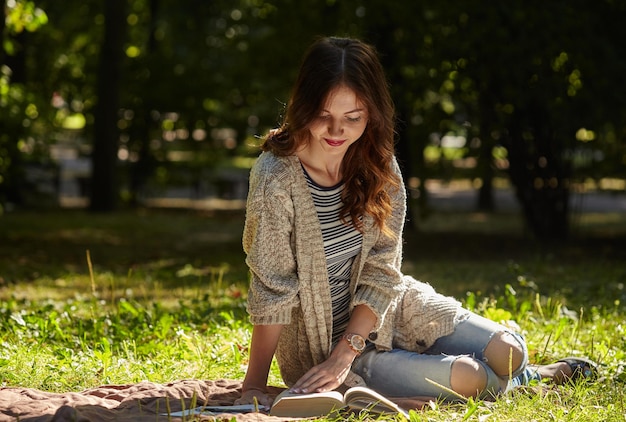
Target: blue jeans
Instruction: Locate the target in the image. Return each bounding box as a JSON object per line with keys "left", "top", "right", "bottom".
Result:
{"left": 351, "top": 311, "right": 540, "bottom": 401}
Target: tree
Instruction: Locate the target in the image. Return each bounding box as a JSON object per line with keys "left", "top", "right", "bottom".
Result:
{"left": 2, "top": 0, "right": 624, "bottom": 234}
{"left": 370, "top": 0, "right": 626, "bottom": 239}
{"left": 0, "top": 0, "right": 49, "bottom": 211}
{"left": 89, "top": 0, "right": 126, "bottom": 211}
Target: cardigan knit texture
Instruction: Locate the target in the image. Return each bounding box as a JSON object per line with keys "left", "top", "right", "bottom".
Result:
{"left": 242, "top": 151, "right": 466, "bottom": 387}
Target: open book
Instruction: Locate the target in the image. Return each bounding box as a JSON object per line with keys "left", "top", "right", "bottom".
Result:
{"left": 269, "top": 386, "right": 410, "bottom": 418}
{"left": 163, "top": 386, "right": 409, "bottom": 418}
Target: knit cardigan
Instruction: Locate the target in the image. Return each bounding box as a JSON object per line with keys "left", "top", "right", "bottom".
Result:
{"left": 242, "top": 151, "right": 465, "bottom": 387}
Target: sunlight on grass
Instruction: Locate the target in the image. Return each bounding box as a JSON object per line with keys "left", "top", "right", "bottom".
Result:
{"left": 0, "top": 210, "right": 624, "bottom": 421}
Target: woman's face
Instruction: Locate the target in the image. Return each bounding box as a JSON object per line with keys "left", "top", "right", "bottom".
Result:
{"left": 306, "top": 85, "right": 368, "bottom": 158}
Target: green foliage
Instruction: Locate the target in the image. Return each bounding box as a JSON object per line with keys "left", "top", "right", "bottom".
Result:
{"left": 4, "top": 0, "right": 48, "bottom": 35}
{"left": 1, "top": 210, "right": 625, "bottom": 420}
{"left": 0, "top": 293, "right": 253, "bottom": 389}
{"left": 2, "top": 0, "right": 624, "bottom": 216}
{"left": 1, "top": 1, "right": 54, "bottom": 212}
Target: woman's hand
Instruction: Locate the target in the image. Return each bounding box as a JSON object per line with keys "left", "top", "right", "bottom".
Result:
{"left": 290, "top": 344, "right": 356, "bottom": 394}
{"left": 235, "top": 387, "right": 274, "bottom": 408}
{"left": 291, "top": 306, "right": 376, "bottom": 394}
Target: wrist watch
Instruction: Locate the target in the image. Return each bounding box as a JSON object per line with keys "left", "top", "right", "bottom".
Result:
{"left": 343, "top": 332, "right": 366, "bottom": 354}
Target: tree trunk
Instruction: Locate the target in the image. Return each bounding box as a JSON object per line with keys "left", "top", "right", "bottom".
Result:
{"left": 506, "top": 118, "right": 570, "bottom": 240}
{"left": 89, "top": 0, "right": 126, "bottom": 212}
{"left": 128, "top": 0, "right": 159, "bottom": 207}
{"left": 0, "top": 1, "right": 6, "bottom": 65}
{"left": 476, "top": 91, "right": 497, "bottom": 212}
{"left": 0, "top": 7, "right": 28, "bottom": 207}
{"left": 477, "top": 138, "right": 495, "bottom": 212}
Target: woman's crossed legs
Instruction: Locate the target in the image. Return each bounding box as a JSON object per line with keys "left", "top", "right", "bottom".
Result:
{"left": 352, "top": 312, "right": 531, "bottom": 401}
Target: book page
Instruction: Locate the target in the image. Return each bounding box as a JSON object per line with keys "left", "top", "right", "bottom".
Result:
{"left": 270, "top": 390, "right": 346, "bottom": 418}
{"left": 344, "top": 386, "right": 410, "bottom": 417}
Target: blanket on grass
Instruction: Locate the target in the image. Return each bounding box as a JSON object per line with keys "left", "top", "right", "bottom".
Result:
{"left": 0, "top": 379, "right": 291, "bottom": 421}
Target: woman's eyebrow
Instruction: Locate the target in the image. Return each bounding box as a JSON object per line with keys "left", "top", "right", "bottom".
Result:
{"left": 321, "top": 108, "right": 365, "bottom": 114}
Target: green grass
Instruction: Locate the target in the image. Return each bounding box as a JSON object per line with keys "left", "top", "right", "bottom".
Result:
{"left": 0, "top": 208, "right": 625, "bottom": 421}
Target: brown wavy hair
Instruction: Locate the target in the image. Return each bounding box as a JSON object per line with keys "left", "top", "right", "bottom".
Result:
{"left": 262, "top": 36, "right": 400, "bottom": 235}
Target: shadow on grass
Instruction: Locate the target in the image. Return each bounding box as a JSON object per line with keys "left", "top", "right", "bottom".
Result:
{"left": 0, "top": 208, "right": 247, "bottom": 286}
{"left": 402, "top": 210, "right": 626, "bottom": 308}
{"left": 1, "top": 208, "right": 624, "bottom": 309}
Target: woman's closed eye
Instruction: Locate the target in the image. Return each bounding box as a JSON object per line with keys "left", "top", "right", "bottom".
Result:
{"left": 316, "top": 113, "right": 365, "bottom": 123}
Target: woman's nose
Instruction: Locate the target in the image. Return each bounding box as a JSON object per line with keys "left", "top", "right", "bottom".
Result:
{"left": 328, "top": 119, "right": 343, "bottom": 136}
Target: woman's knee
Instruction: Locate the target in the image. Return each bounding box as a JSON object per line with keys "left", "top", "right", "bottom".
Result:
{"left": 450, "top": 356, "right": 488, "bottom": 398}
{"left": 483, "top": 331, "right": 526, "bottom": 377}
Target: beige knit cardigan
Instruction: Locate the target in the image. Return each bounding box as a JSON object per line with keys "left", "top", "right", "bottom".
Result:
{"left": 242, "top": 152, "right": 465, "bottom": 387}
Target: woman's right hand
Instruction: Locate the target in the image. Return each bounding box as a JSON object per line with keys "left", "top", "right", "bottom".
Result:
{"left": 234, "top": 387, "right": 274, "bottom": 408}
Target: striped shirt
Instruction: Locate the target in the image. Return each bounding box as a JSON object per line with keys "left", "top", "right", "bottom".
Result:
{"left": 302, "top": 168, "right": 363, "bottom": 344}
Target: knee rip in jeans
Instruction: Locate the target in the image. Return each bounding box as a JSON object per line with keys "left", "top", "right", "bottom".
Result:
{"left": 483, "top": 331, "right": 527, "bottom": 377}
{"left": 450, "top": 356, "right": 489, "bottom": 398}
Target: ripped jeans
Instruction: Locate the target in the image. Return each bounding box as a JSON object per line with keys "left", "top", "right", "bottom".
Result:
{"left": 351, "top": 311, "right": 540, "bottom": 401}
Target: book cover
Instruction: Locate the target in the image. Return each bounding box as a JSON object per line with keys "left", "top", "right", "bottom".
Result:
{"left": 163, "top": 386, "right": 409, "bottom": 418}
{"left": 163, "top": 403, "right": 269, "bottom": 417}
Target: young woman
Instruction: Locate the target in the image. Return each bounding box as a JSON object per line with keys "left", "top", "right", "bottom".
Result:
{"left": 236, "top": 36, "right": 596, "bottom": 409}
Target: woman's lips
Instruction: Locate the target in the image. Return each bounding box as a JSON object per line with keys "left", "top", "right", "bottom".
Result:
{"left": 325, "top": 138, "right": 346, "bottom": 147}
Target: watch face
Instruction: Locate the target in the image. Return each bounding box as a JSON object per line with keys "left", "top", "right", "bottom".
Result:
{"left": 350, "top": 334, "right": 366, "bottom": 351}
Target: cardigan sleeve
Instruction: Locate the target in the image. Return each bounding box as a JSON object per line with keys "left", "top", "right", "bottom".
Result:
{"left": 242, "top": 156, "right": 300, "bottom": 325}
{"left": 352, "top": 157, "right": 407, "bottom": 328}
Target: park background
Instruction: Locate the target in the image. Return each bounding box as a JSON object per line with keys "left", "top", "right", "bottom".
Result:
{"left": 1, "top": 1, "right": 625, "bottom": 421}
